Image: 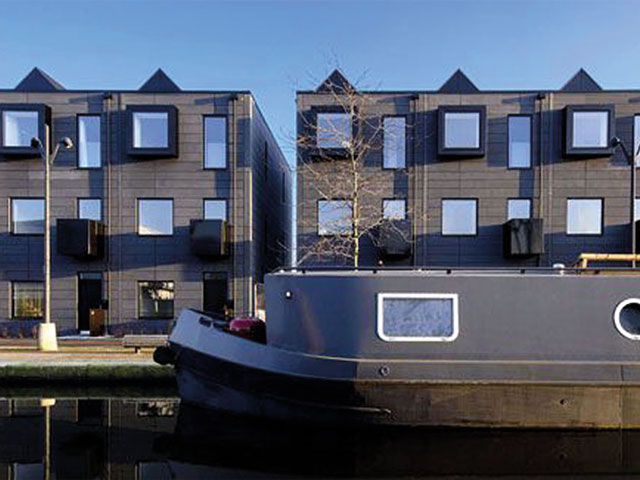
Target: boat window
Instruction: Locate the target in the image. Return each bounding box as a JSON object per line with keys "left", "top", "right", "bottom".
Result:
{"left": 614, "top": 298, "right": 640, "bottom": 340}
{"left": 377, "top": 293, "right": 458, "bottom": 342}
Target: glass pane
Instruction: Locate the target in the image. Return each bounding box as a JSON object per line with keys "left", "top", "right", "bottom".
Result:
{"left": 572, "top": 111, "right": 608, "bottom": 148}
{"left": 3, "top": 111, "right": 38, "bottom": 147}
{"left": 442, "top": 199, "right": 476, "bottom": 235}
{"left": 317, "top": 113, "right": 352, "bottom": 148}
{"left": 12, "top": 463, "right": 44, "bottom": 480}
{"left": 138, "top": 199, "right": 173, "bottom": 235}
{"left": 138, "top": 281, "right": 174, "bottom": 319}
{"left": 133, "top": 112, "right": 168, "bottom": 148}
{"left": 567, "top": 199, "right": 602, "bottom": 234}
{"left": 382, "top": 297, "right": 454, "bottom": 338}
{"left": 383, "top": 117, "right": 406, "bottom": 168}
{"left": 12, "top": 283, "right": 43, "bottom": 319}
{"left": 635, "top": 198, "right": 640, "bottom": 222}
{"left": 204, "top": 117, "right": 226, "bottom": 168}
{"left": 444, "top": 112, "right": 479, "bottom": 149}
{"left": 78, "top": 116, "right": 101, "bottom": 167}
{"left": 383, "top": 200, "right": 406, "bottom": 220}
{"left": 78, "top": 198, "right": 102, "bottom": 221}
{"left": 635, "top": 116, "right": 640, "bottom": 167}
{"left": 318, "top": 200, "right": 352, "bottom": 235}
{"left": 508, "top": 116, "right": 531, "bottom": 168}
{"left": 12, "top": 199, "right": 44, "bottom": 234}
{"left": 507, "top": 199, "right": 531, "bottom": 220}
{"left": 619, "top": 302, "right": 640, "bottom": 336}
{"left": 204, "top": 199, "right": 227, "bottom": 221}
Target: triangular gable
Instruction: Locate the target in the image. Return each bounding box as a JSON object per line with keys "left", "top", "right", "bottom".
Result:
{"left": 316, "top": 69, "right": 355, "bottom": 93}
{"left": 560, "top": 69, "right": 602, "bottom": 92}
{"left": 139, "top": 68, "right": 181, "bottom": 92}
{"left": 438, "top": 69, "right": 479, "bottom": 93}
{"left": 15, "top": 67, "right": 65, "bottom": 92}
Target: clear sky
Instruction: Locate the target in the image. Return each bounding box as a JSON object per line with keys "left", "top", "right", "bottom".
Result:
{"left": 1, "top": 0, "right": 639, "bottom": 166}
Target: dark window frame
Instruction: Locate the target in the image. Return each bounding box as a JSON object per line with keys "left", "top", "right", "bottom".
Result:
{"left": 137, "top": 280, "right": 175, "bottom": 320}
{"left": 126, "top": 105, "right": 178, "bottom": 157}
{"left": 632, "top": 114, "right": 640, "bottom": 168}
{"left": 0, "top": 103, "right": 50, "bottom": 156}
{"left": 136, "top": 198, "right": 174, "bottom": 237}
{"left": 309, "top": 105, "right": 357, "bottom": 159}
{"left": 507, "top": 114, "right": 533, "bottom": 170}
{"left": 566, "top": 197, "right": 604, "bottom": 237}
{"left": 10, "top": 197, "right": 44, "bottom": 236}
{"left": 202, "top": 115, "right": 227, "bottom": 170}
{"left": 202, "top": 197, "right": 228, "bottom": 221}
{"left": 441, "top": 197, "right": 479, "bottom": 237}
{"left": 382, "top": 115, "right": 408, "bottom": 170}
{"left": 382, "top": 198, "right": 407, "bottom": 220}
{"left": 76, "top": 113, "right": 102, "bottom": 169}
{"left": 11, "top": 281, "right": 44, "bottom": 320}
{"left": 438, "top": 105, "right": 486, "bottom": 157}
{"left": 316, "top": 198, "right": 353, "bottom": 237}
{"left": 506, "top": 197, "right": 532, "bottom": 220}
{"left": 564, "top": 105, "right": 614, "bottom": 157}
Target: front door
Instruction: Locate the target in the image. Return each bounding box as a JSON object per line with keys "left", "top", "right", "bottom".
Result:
{"left": 78, "top": 273, "right": 103, "bottom": 332}
{"left": 203, "top": 272, "right": 228, "bottom": 318}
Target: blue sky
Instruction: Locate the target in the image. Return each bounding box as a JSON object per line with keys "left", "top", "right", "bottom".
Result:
{"left": 0, "top": 0, "right": 639, "bottom": 165}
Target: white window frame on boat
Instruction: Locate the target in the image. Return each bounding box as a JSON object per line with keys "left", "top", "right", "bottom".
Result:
{"left": 613, "top": 298, "right": 640, "bottom": 341}
{"left": 376, "top": 292, "right": 459, "bottom": 342}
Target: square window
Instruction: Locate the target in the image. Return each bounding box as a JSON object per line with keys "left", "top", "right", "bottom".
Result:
{"left": 507, "top": 199, "right": 531, "bottom": 220}
{"left": 77, "top": 115, "right": 101, "bottom": 168}
{"left": 78, "top": 198, "right": 102, "bottom": 221}
{"left": 508, "top": 116, "right": 531, "bottom": 168}
{"left": 318, "top": 200, "right": 352, "bottom": 235}
{"left": 11, "top": 198, "right": 44, "bottom": 235}
{"left": 3, "top": 111, "right": 38, "bottom": 147}
{"left": 204, "top": 117, "right": 227, "bottom": 169}
{"left": 383, "top": 199, "right": 406, "bottom": 220}
{"left": 204, "top": 199, "right": 227, "bottom": 221}
{"left": 138, "top": 199, "right": 173, "bottom": 236}
{"left": 12, "top": 282, "right": 43, "bottom": 319}
{"left": 383, "top": 117, "right": 406, "bottom": 168}
{"left": 134, "top": 112, "right": 168, "bottom": 148}
{"left": 564, "top": 106, "right": 613, "bottom": 156}
{"left": 126, "top": 106, "right": 177, "bottom": 157}
{"left": 567, "top": 199, "right": 602, "bottom": 235}
{"left": 138, "top": 281, "right": 174, "bottom": 319}
{"left": 317, "top": 113, "right": 352, "bottom": 149}
{"left": 442, "top": 199, "right": 477, "bottom": 236}
{"left": 445, "top": 112, "right": 479, "bottom": 149}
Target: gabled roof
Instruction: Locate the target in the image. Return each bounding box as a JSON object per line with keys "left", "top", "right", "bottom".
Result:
{"left": 438, "top": 69, "right": 479, "bottom": 93}
{"left": 15, "top": 67, "right": 65, "bottom": 92}
{"left": 560, "top": 68, "right": 602, "bottom": 92}
{"left": 316, "top": 69, "right": 355, "bottom": 93}
{"left": 139, "top": 68, "right": 181, "bottom": 92}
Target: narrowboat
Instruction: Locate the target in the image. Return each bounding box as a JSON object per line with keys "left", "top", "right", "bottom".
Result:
{"left": 156, "top": 263, "right": 640, "bottom": 428}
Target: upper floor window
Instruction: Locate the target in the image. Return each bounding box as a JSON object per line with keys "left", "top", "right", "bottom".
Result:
{"left": 204, "top": 199, "right": 227, "bottom": 221}
{"left": 564, "top": 106, "right": 614, "bottom": 156}
{"left": 383, "top": 199, "right": 407, "bottom": 220}
{"left": 126, "top": 105, "right": 177, "bottom": 157}
{"left": 78, "top": 198, "right": 102, "bottom": 221}
{"left": 12, "top": 282, "right": 43, "bottom": 319}
{"left": 317, "top": 113, "right": 351, "bottom": 149}
{"left": 77, "top": 115, "right": 101, "bottom": 168}
{"left": 634, "top": 115, "right": 640, "bottom": 167}
{"left": 442, "top": 199, "right": 477, "bottom": 236}
{"left": 508, "top": 116, "right": 531, "bottom": 168}
{"left": 204, "top": 116, "right": 227, "bottom": 169}
{"left": 438, "top": 106, "right": 486, "bottom": 157}
{"left": 383, "top": 117, "right": 406, "bottom": 169}
{"left": 318, "top": 200, "right": 352, "bottom": 235}
{"left": 138, "top": 199, "right": 173, "bottom": 236}
{"left": 507, "top": 198, "right": 531, "bottom": 220}
{"left": 566, "top": 198, "right": 602, "bottom": 235}
{"left": 11, "top": 198, "right": 44, "bottom": 235}
{"left": 3, "top": 111, "right": 38, "bottom": 147}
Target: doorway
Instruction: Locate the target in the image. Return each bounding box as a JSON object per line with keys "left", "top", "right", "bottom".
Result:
{"left": 78, "top": 272, "right": 103, "bottom": 333}
{"left": 203, "top": 272, "right": 228, "bottom": 318}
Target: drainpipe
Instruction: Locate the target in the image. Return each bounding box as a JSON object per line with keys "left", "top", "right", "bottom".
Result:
{"left": 548, "top": 93, "right": 554, "bottom": 265}
{"left": 103, "top": 91, "right": 113, "bottom": 328}
{"left": 536, "top": 92, "right": 546, "bottom": 267}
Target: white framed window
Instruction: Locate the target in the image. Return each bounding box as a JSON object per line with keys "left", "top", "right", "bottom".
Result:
{"left": 383, "top": 117, "right": 406, "bottom": 168}
{"left": 442, "top": 199, "right": 477, "bottom": 236}
{"left": 78, "top": 198, "right": 102, "bottom": 221}
{"left": 377, "top": 293, "right": 459, "bottom": 342}
{"left": 133, "top": 112, "right": 168, "bottom": 148}
{"left": 137, "top": 199, "right": 173, "bottom": 236}
{"left": 508, "top": 116, "right": 531, "bottom": 168}
{"left": 614, "top": 298, "right": 640, "bottom": 340}
{"left": 383, "top": 199, "right": 406, "bottom": 220}
{"left": 204, "top": 116, "right": 226, "bottom": 169}
{"left": 444, "top": 112, "right": 480, "bottom": 149}
{"left": 572, "top": 111, "right": 608, "bottom": 148}
{"left": 77, "top": 115, "right": 101, "bottom": 168}
{"left": 566, "top": 198, "right": 602, "bottom": 235}
{"left": 2, "top": 111, "right": 38, "bottom": 147}
{"left": 507, "top": 198, "right": 531, "bottom": 220}
{"left": 317, "top": 113, "right": 351, "bottom": 149}
{"left": 204, "top": 199, "right": 227, "bottom": 221}
{"left": 11, "top": 198, "right": 44, "bottom": 235}
{"left": 318, "top": 200, "right": 352, "bottom": 235}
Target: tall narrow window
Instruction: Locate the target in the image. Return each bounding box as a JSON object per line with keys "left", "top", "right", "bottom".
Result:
{"left": 318, "top": 200, "right": 352, "bottom": 235}
{"left": 138, "top": 281, "right": 174, "bottom": 319}
{"left": 78, "top": 198, "right": 102, "bottom": 221}
{"left": 281, "top": 172, "right": 286, "bottom": 203}
{"left": 77, "top": 115, "right": 101, "bottom": 168}
{"left": 442, "top": 199, "right": 477, "bottom": 236}
{"left": 204, "top": 199, "right": 227, "bottom": 221}
{"left": 317, "top": 113, "right": 351, "bottom": 148}
{"left": 138, "top": 199, "right": 173, "bottom": 236}
{"left": 204, "top": 116, "right": 226, "bottom": 169}
{"left": 11, "top": 198, "right": 44, "bottom": 235}
{"left": 383, "top": 199, "right": 407, "bottom": 220}
{"left": 508, "top": 116, "right": 531, "bottom": 168}
{"left": 383, "top": 117, "right": 406, "bottom": 169}
{"left": 2, "top": 111, "right": 38, "bottom": 147}
{"left": 566, "top": 198, "right": 603, "bottom": 235}
{"left": 507, "top": 199, "right": 531, "bottom": 220}
{"left": 12, "top": 282, "right": 43, "bottom": 319}
{"left": 634, "top": 115, "right": 640, "bottom": 167}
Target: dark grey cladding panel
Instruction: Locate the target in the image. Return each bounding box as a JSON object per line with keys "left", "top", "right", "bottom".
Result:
{"left": 316, "top": 69, "right": 355, "bottom": 94}
{"left": 560, "top": 69, "right": 602, "bottom": 92}
{"left": 138, "top": 68, "right": 181, "bottom": 92}
{"left": 438, "top": 69, "right": 479, "bottom": 94}
{"left": 15, "top": 67, "right": 65, "bottom": 92}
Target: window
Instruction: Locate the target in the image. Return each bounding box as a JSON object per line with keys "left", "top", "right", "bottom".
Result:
{"left": 204, "top": 199, "right": 227, "bottom": 221}
{"left": 438, "top": 106, "right": 486, "bottom": 156}
{"left": 508, "top": 116, "right": 531, "bottom": 168}
{"left": 383, "top": 117, "right": 406, "bottom": 169}
{"left": 383, "top": 199, "right": 406, "bottom": 220}
{"left": 281, "top": 172, "right": 286, "bottom": 203}
{"left": 138, "top": 199, "right": 173, "bottom": 236}
{"left": 634, "top": 115, "right": 640, "bottom": 167}
{"left": 442, "top": 199, "right": 477, "bottom": 236}
{"left": 134, "top": 112, "right": 168, "bottom": 148}
{"left": 318, "top": 200, "right": 352, "bottom": 235}
{"left": 77, "top": 115, "right": 101, "bottom": 168}
{"left": 614, "top": 298, "right": 640, "bottom": 340}
{"left": 138, "top": 281, "right": 174, "bottom": 319}
{"left": 78, "top": 198, "right": 102, "bottom": 221}
{"left": 126, "top": 105, "right": 177, "bottom": 156}
{"left": 377, "top": 293, "right": 459, "bottom": 342}
{"left": 2, "top": 111, "right": 38, "bottom": 147}
{"left": 566, "top": 198, "right": 602, "bottom": 235}
{"left": 636, "top": 197, "right": 640, "bottom": 222}
{"left": 507, "top": 199, "right": 531, "bottom": 220}
{"left": 317, "top": 113, "right": 351, "bottom": 149}
{"left": 565, "top": 106, "right": 614, "bottom": 156}
{"left": 204, "top": 116, "right": 226, "bottom": 169}
{"left": 12, "top": 282, "right": 43, "bottom": 319}
{"left": 11, "top": 198, "right": 44, "bottom": 235}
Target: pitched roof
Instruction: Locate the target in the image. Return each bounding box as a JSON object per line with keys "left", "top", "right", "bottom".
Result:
{"left": 139, "top": 68, "right": 181, "bottom": 92}
{"left": 560, "top": 68, "right": 602, "bottom": 92}
{"left": 438, "top": 69, "right": 479, "bottom": 93}
{"left": 15, "top": 67, "right": 65, "bottom": 92}
{"left": 316, "top": 69, "right": 355, "bottom": 93}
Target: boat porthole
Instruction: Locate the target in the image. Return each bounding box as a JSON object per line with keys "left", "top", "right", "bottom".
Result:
{"left": 613, "top": 298, "right": 640, "bottom": 340}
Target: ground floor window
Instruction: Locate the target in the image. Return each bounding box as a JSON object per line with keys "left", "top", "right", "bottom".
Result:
{"left": 11, "top": 282, "right": 43, "bottom": 319}
{"left": 138, "top": 281, "right": 174, "bottom": 319}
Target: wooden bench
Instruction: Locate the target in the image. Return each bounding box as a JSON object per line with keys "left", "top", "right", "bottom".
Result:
{"left": 122, "top": 334, "right": 168, "bottom": 353}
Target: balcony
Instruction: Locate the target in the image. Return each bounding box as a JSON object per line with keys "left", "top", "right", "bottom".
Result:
{"left": 502, "top": 218, "right": 544, "bottom": 258}
{"left": 190, "top": 220, "right": 229, "bottom": 258}
{"left": 57, "top": 219, "right": 105, "bottom": 259}
{"left": 377, "top": 219, "right": 412, "bottom": 260}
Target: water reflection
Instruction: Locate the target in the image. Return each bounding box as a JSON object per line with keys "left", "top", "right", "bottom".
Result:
{"left": 2, "top": 393, "right": 640, "bottom": 479}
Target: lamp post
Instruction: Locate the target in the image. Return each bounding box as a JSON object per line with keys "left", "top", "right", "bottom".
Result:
{"left": 31, "top": 126, "right": 73, "bottom": 351}
{"left": 610, "top": 136, "right": 639, "bottom": 268}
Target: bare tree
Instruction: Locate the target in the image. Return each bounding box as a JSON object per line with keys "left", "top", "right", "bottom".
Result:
{"left": 296, "top": 70, "right": 412, "bottom": 267}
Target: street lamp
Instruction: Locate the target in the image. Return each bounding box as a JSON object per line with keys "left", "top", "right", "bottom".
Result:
{"left": 610, "top": 136, "right": 639, "bottom": 267}
{"left": 31, "top": 126, "right": 73, "bottom": 351}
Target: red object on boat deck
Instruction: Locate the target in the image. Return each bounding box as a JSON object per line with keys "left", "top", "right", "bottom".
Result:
{"left": 228, "top": 317, "right": 266, "bottom": 343}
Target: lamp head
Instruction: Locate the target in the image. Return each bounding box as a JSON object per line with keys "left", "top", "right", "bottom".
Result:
{"left": 611, "top": 136, "right": 622, "bottom": 148}
{"left": 59, "top": 137, "right": 73, "bottom": 150}
{"left": 30, "top": 137, "right": 42, "bottom": 149}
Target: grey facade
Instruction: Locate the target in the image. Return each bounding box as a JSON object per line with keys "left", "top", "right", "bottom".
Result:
{"left": 0, "top": 68, "right": 291, "bottom": 334}
{"left": 296, "top": 68, "right": 640, "bottom": 268}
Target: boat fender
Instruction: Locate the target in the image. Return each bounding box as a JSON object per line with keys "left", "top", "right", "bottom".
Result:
{"left": 227, "top": 317, "right": 266, "bottom": 343}
{"left": 153, "top": 346, "right": 175, "bottom": 366}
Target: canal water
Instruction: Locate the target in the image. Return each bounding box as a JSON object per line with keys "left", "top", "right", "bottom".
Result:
{"left": 2, "top": 389, "right": 640, "bottom": 479}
